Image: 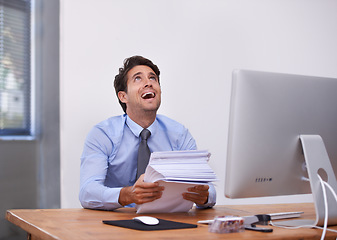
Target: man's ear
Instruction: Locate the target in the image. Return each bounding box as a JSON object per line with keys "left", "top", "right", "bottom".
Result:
{"left": 118, "top": 91, "right": 128, "bottom": 103}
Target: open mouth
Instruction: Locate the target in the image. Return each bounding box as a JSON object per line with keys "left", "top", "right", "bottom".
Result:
{"left": 141, "top": 92, "right": 155, "bottom": 99}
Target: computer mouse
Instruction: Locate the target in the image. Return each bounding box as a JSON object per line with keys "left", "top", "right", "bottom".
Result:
{"left": 133, "top": 216, "right": 159, "bottom": 225}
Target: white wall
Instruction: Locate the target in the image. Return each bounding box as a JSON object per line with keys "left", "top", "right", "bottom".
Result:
{"left": 60, "top": 0, "right": 337, "bottom": 208}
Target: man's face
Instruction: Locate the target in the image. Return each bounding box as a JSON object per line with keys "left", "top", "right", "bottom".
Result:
{"left": 118, "top": 65, "right": 161, "bottom": 115}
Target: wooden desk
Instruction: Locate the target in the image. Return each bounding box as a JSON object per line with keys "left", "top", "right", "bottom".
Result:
{"left": 6, "top": 203, "right": 337, "bottom": 240}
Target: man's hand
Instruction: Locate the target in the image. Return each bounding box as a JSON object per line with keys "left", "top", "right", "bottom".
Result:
{"left": 182, "top": 185, "right": 209, "bottom": 205}
{"left": 118, "top": 174, "right": 164, "bottom": 206}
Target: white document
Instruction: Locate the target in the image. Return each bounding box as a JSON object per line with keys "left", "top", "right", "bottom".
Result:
{"left": 144, "top": 150, "right": 217, "bottom": 183}
{"left": 136, "top": 181, "right": 196, "bottom": 214}
{"left": 136, "top": 150, "right": 217, "bottom": 214}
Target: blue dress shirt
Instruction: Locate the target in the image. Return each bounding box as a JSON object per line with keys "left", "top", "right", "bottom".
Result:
{"left": 79, "top": 114, "right": 216, "bottom": 210}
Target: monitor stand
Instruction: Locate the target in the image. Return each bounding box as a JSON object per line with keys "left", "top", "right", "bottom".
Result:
{"left": 276, "top": 135, "right": 337, "bottom": 227}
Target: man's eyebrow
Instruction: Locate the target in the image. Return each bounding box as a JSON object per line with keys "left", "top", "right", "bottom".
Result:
{"left": 131, "top": 72, "right": 142, "bottom": 78}
{"left": 149, "top": 72, "right": 158, "bottom": 77}
{"left": 131, "top": 71, "right": 157, "bottom": 79}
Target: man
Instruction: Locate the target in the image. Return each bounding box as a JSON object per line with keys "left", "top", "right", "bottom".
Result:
{"left": 79, "top": 56, "right": 216, "bottom": 210}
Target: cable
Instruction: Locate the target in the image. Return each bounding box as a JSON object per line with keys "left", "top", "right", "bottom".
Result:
{"left": 317, "top": 174, "right": 328, "bottom": 240}
{"left": 314, "top": 226, "right": 337, "bottom": 233}
{"left": 318, "top": 176, "right": 337, "bottom": 238}
{"left": 269, "top": 221, "right": 314, "bottom": 229}
{"left": 321, "top": 178, "right": 337, "bottom": 203}
{"left": 271, "top": 173, "right": 337, "bottom": 240}
{"left": 270, "top": 222, "right": 337, "bottom": 234}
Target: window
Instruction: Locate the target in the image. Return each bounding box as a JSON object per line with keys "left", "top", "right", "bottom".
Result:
{"left": 0, "top": 0, "right": 32, "bottom": 136}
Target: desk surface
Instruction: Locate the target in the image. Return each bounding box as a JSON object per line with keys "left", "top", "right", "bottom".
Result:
{"left": 6, "top": 203, "right": 337, "bottom": 240}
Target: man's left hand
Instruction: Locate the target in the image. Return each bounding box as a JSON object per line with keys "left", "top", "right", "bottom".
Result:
{"left": 182, "top": 185, "right": 209, "bottom": 205}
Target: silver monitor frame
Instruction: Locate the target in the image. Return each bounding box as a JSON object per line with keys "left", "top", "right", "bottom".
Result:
{"left": 225, "top": 69, "right": 337, "bottom": 226}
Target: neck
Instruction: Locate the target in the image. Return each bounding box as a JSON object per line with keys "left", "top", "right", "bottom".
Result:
{"left": 126, "top": 110, "right": 157, "bottom": 129}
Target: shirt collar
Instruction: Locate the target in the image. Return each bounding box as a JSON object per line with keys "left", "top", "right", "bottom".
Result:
{"left": 126, "top": 115, "right": 157, "bottom": 138}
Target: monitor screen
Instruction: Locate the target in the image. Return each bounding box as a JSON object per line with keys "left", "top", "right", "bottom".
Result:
{"left": 225, "top": 69, "right": 337, "bottom": 226}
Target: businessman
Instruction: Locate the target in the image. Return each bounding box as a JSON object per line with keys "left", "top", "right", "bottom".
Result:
{"left": 79, "top": 55, "right": 216, "bottom": 210}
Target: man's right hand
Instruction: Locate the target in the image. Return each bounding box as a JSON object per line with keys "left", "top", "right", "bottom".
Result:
{"left": 118, "top": 174, "right": 164, "bottom": 206}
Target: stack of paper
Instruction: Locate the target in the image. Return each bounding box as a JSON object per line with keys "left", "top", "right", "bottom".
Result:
{"left": 136, "top": 150, "right": 217, "bottom": 214}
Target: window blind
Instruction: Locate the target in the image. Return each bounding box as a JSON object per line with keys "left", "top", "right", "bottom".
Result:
{"left": 0, "top": 0, "right": 31, "bottom": 136}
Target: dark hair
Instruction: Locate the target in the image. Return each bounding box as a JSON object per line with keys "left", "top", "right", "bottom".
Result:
{"left": 114, "top": 56, "right": 160, "bottom": 113}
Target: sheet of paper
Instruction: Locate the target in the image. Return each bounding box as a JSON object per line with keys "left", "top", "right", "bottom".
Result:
{"left": 144, "top": 150, "right": 217, "bottom": 184}
{"left": 136, "top": 181, "right": 195, "bottom": 214}
{"left": 149, "top": 150, "right": 211, "bottom": 159}
{"left": 137, "top": 150, "right": 217, "bottom": 213}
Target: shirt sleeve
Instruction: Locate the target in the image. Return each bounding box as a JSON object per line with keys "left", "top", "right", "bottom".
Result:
{"left": 196, "top": 183, "right": 216, "bottom": 209}
{"left": 79, "top": 125, "right": 123, "bottom": 210}
{"left": 177, "top": 127, "right": 197, "bottom": 151}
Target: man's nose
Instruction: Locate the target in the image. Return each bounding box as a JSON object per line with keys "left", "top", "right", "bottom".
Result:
{"left": 144, "top": 78, "right": 153, "bottom": 87}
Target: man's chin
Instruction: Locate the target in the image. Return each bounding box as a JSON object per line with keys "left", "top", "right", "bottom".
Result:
{"left": 143, "top": 102, "right": 161, "bottom": 111}
{"left": 143, "top": 107, "right": 160, "bottom": 113}
{"left": 142, "top": 106, "right": 160, "bottom": 114}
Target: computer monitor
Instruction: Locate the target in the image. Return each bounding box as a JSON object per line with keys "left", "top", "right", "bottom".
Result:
{"left": 225, "top": 69, "right": 337, "bottom": 227}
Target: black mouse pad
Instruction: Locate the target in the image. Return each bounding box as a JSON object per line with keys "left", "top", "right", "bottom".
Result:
{"left": 102, "top": 218, "right": 198, "bottom": 231}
